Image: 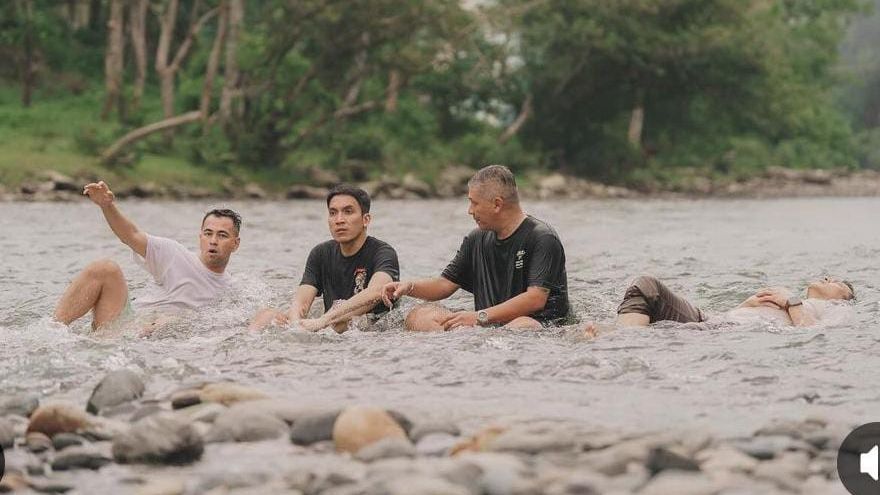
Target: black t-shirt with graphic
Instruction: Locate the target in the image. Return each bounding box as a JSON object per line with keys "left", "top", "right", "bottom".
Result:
{"left": 300, "top": 236, "right": 400, "bottom": 315}
{"left": 441, "top": 216, "right": 571, "bottom": 324}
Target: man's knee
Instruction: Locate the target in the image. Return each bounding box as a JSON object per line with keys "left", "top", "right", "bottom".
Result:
{"left": 84, "top": 259, "right": 124, "bottom": 279}
{"left": 630, "top": 275, "right": 660, "bottom": 294}
{"left": 506, "top": 316, "right": 541, "bottom": 330}
{"left": 405, "top": 303, "right": 451, "bottom": 332}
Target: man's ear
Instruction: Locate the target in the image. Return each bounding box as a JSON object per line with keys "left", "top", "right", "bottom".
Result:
{"left": 233, "top": 236, "right": 241, "bottom": 252}
{"left": 493, "top": 196, "right": 504, "bottom": 212}
{"left": 363, "top": 212, "right": 372, "bottom": 227}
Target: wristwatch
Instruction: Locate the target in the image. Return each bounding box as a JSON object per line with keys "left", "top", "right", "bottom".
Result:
{"left": 785, "top": 296, "right": 803, "bottom": 310}
{"left": 476, "top": 310, "right": 490, "bottom": 326}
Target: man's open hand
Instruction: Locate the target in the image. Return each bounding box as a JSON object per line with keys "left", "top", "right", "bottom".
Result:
{"left": 83, "top": 181, "right": 115, "bottom": 207}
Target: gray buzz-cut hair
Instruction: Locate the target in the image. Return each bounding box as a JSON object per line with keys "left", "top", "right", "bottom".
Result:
{"left": 468, "top": 164, "right": 519, "bottom": 203}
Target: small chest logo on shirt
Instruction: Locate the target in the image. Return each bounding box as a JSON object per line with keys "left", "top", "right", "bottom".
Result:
{"left": 515, "top": 249, "right": 526, "bottom": 269}
{"left": 354, "top": 267, "right": 367, "bottom": 294}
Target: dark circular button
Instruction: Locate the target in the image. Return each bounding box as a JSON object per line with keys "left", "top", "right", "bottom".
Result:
{"left": 838, "top": 422, "right": 880, "bottom": 495}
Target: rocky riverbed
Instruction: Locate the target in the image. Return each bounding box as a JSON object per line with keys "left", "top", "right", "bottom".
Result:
{"left": 3, "top": 166, "right": 880, "bottom": 202}
{"left": 0, "top": 373, "right": 852, "bottom": 494}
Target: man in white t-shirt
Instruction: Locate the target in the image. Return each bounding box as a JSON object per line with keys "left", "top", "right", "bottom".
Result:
{"left": 54, "top": 181, "right": 241, "bottom": 332}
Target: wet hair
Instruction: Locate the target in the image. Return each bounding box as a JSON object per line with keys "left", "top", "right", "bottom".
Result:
{"left": 326, "top": 184, "right": 371, "bottom": 214}
{"left": 842, "top": 280, "right": 855, "bottom": 300}
{"left": 202, "top": 208, "right": 242, "bottom": 235}
{"left": 468, "top": 164, "right": 519, "bottom": 204}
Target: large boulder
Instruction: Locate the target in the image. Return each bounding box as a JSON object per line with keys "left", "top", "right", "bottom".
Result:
{"left": 86, "top": 369, "right": 145, "bottom": 414}
{"left": 332, "top": 405, "right": 408, "bottom": 454}
{"left": 112, "top": 414, "right": 204, "bottom": 465}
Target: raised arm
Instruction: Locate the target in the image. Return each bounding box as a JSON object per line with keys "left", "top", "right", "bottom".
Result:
{"left": 83, "top": 181, "right": 148, "bottom": 257}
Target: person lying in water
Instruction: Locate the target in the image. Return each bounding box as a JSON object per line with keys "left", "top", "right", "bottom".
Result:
{"left": 54, "top": 181, "right": 241, "bottom": 335}
{"left": 583, "top": 274, "right": 855, "bottom": 336}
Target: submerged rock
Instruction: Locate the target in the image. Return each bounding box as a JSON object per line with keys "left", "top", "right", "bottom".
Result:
{"left": 333, "top": 405, "right": 408, "bottom": 454}
{"left": 112, "top": 414, "right": 204, "bottom": 465}
{"left": 26, "top": 431, "right": 53, "bottom": 453}
{"left": 86, "top": 369, "right": 145, "bottom": 414}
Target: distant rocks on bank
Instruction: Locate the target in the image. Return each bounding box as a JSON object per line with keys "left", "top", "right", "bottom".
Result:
{"left": 4, "top": 166, "right": 880, "bottom": 202}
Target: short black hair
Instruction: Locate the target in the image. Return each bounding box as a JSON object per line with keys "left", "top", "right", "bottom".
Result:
{"left": 326, "top": 184, "right": 371, "bottom": 214}
{"left": 202, "top": 208, "right": 242, "bottom": 235}
{"left": 842, "top": 280, "right": 855, "bottom": 300}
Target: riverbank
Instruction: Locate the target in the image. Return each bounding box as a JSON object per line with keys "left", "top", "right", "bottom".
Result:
{"left": 2, "top": 166, "right": 880, "bottom": 202}
{"left": 0, "top": 375, "right": 849, "bottom": 494}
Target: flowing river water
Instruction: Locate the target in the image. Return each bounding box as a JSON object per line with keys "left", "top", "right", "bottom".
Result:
{"left": 1, "top": 197, "right": 878, "bottom": 492}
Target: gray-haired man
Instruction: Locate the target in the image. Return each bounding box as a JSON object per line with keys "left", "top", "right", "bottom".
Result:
{"left": 382, "top": 165, "right": 573, "bottom": 330}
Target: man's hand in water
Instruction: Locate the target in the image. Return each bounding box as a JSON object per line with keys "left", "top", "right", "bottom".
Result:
{"left": 381, "top": 281, "right": 412, "bottom": 308}
{"left": 441, "top": 311, "right": 478, "bottom": 330}
{"left": 83, "top": 181, "right": 115, "bottom": 207}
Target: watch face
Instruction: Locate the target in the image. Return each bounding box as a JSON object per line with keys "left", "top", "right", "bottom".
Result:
{"left": 477, "top": 311, "right": 489, "bottom": 324}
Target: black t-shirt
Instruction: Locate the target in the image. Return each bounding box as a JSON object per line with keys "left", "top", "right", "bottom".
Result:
{"left": 441, "top": 216, "right": 571, "bottom": 324}
{"left": 300, "top": 236, "right": 400, "bottom": 315}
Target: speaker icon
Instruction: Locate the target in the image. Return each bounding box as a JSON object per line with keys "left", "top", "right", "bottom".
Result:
{"left": 861, "top": 445, "right": 879, "bottom": 481}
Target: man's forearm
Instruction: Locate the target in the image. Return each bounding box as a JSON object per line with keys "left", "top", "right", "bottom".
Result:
{"left": 320, "top": 286, "right": 384, "bottom": 327}
{"left": 484, "top": 289, "right": 548, "bottom": 324}
{"left": 787, "top": 305, "right": 816, "bottom": 327}
{"left": 409, "top": 278, "right": 458, "bottom": 301}
{"left": 100, "top": 203, "right": 145, "bottom": 252}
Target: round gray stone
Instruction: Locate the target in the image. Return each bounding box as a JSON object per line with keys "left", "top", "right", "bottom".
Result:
{"left": 112, "top": 413, "right": 204, "bottom": 465}
{"left": 86, "top": 369, "right": 145, "bottom": 414}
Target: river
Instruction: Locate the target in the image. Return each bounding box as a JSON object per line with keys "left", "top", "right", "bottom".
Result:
{"left": 0, "top": 197, "right": 877, "bottom": 491}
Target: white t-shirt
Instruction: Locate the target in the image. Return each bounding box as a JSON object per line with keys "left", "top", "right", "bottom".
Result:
{"left": 131, "top": 235, "right": 233, "bottom": 312}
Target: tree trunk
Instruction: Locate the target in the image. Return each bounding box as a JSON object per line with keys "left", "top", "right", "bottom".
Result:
{"left": 155, "top": 0, "right": 180, "bottom": 122}
{"left": 499, "top": 94, "right": 532, "bottom": 144}
{"left": 385, "top": 69, "right": 401, "bottom": 113}
{"left": 219, "top": 0, "right": 242, "bottom": 121}
{"left": 201, "top": 0, "right": 228, "bottom": 125}
{"left": 101, "top": 111, "right": 203, "bottom": 163}
{"left": 101, "top": 0, "right": 125, "bottom": 121}
{"left": 20, "top": 0, "right": 35, "bottom": 107}
{"left": 129, "top": 0, "right": 148, "bottom": 111}
{"left": 627, "top": 89, "right": 644, "bottom": 149}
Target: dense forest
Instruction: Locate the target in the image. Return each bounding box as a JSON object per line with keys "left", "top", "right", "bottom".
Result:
{"left": 1, "top": 0, "right": 879, "bottom": 192}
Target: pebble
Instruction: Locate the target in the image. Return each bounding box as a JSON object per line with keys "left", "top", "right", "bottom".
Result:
{"left": 205, "top": 405, "right": 290, "bottom": 442}
{"left": 410, "top": 420, "right": 461, "bottom": 442}
{"left": 27, "top": 403, "right": 93, "bottom": 437}
{"left": 52, "top": 433, "right": 86, "bottom": 450}
{"left": 171, "top": 382, "right": 269, "bottom": 408}
{"left": 730, "top": 435, "right": 813, "bottom": 460}
{"left": 0, "top": 395, "right": 39, "bottom": 417}
{"left": 112, "top": 413, "right": 204, "bottom": 464}
{"left": 333, "top": 405, "right": 409, "bottom": 454}
{"left": 697, "top": 445, "right": 759, "bottom": 473}
{"left": 0, "top": 417, "right": 15, "bottom": 447}
{"left": 26, "top": 431, "right": 54, "bottom": 453}
{"left": 488, "top": 426, "right": 578, "bottom": 454}
{"left": 51, "top": 447, "right": 113, "bottom": 470}
{"left": 134, "top": 477, "right": 186, "bottom": 495}
{"left": 416, "top": 432, "right": 459, "bottom": 457}
{"left": 174, "top": 402, "right": 227, "bottom": 423}
{"left": 646, "top": 446, "right": 700, "bottom": 474}
{"left": 638, "top": 471, "right": 724, "bottom": 495}
{"left": 355, "top": 437, "right": 416, "bottom": 462}
{"left": 86, "top": 369, "right": 146, "bottom": 414}
{"left": 290, "top": 408, "right": 342, "bottom": 445}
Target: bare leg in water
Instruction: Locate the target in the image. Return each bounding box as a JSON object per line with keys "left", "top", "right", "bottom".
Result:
{"left": 54, "top": 259, "right": 129, "bottom": 332}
